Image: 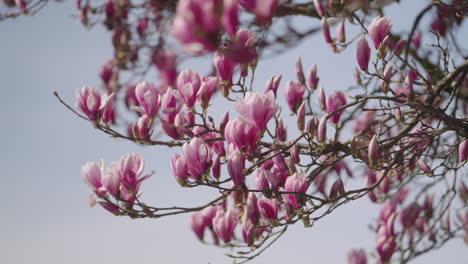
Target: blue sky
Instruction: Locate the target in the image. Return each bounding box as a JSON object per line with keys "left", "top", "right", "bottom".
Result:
{"left": 1, "top": 1, "right": 467, "bottom": 263}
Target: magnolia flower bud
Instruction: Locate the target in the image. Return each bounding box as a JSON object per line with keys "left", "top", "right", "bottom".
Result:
{"left": 264, "top": 74, "right": 282, "bottom": 97}
{"left": 368, "top": 135, "right": 379, "bottom": 166}
{"left": 227, "top": 150, "right": 245, "bottom": 185}
{"left": 336, "top": 19, "right": 346, "bottom": 43}
{"left": 317, "top": 115, "right": 327, "bottom": 143}
{"left": 295, "top": 56, "right": 306, "bottom": 84}
{"left": 417, "top": 159, "right": 431, "bottom": 173}
{"left": 296, "top": 102, "right": 306, "bottom": 131}
{"left": 276, "top": 117, "right": 287, "bottom": 142}
{"left": 321, "top": 17, "right": 332, "bottom": 44}
{"left": 356, "top": 37, "right": 371, "bottom": 71}
{"left": 307, "top": 116, "right": 317, "bottom": 139}
{"left": 313, "top": 0, "right": 325, "bottom": 17}
{"left": 307, "top": 64, "right": 319, "bottom": 91}
{"left": 394, "top": 107, "right": 403, "bottom": 123}
{"left": 459, "top": 139, "right": 468, "bottom": 163}
{"left": 318, "top": 87, "right": 327, "bottom": 111}
{"left": 219, "top": 111, "right": 229, "bottom": 135}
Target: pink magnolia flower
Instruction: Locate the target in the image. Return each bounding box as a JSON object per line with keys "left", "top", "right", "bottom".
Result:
{"left": 76, "top": 86, "right": 101, "bottom": 121}
{"left": 241, "top": 0, "right": 278, "bottom": 23}
{"left": 197, "top": 76, "right": 218, "bottom": 109}
{"left": 254, "top": 168, "right": 271, "bottom": 190}
{"left": 356, "top": 37, "right": 371, "bottom": 71}
{"left": 347, "top": 249, "right": 367, "bottom": 264}
{"left": 224, "top": 117, "right": 260, "bottom": 154}
{"left": 100, "top": 93, "right": 115, "bottom": 124}
{"left": 221, "top": 0, "right": 239, "bottom": 35}
{"left": 212, "top": 209, "right": 238, "bottom": 243}
{"left": 160, "top": 89, "right": 181, "bottom": 124}
{"left": 257, "top": 197, "right": 279, "bottom": 220}
{"left": 177, "top": 69, "right": 202, "bottom": 108}
{"left": 190, "top": 211, "right": 206, "bottom": 240}
{"left": 283, "top": 173, "right": 308, "bottom": 209}
{"left": 264, "top": 74, "right": 282, "bottom": 97}
{"left": 118, "top": 153, "right": 151, "bottom": 202}
{"left": 102, "top": 161, "right": 120, "bottom": 198}
{"left": 245, "top": 193, "right": 259, "bottom": 224}
{"left": 225, "top": 29, "right": 257, "bottom": 64}
{"left": 81, "top": 161, "right": 105, "bottom": 197}
{"left": 134, "top": 81, "right": 160, "bottom": 117}
{"left": 171, "top": 0, "right": 220, "bottom": 54}
{"left": 214, "top": 50, "right": 237, "bottom": 91}
{"left": 182, "top": 137, "right": 213, "bottom": 180}
{"left": 171, "top": 153, "right": 188, "bottom": 185}
{"left": 236, "top": 91, "right": 278, "bottom": 130}
{"left": 99, "top": 59, "right": 114, "bottom": 85}
{"left": 326, "top": 91, "right": 347, "bottom": 124}
{"left": 368, "top": 17, "right": 392, "bottom": 49}
{"left": 131, "top": 114, "right": 153, "bottom": 140}
{"left": 227, "top": 149, "right": 245, "bottom": 185}
{"left": 284, "top": 80, "right": 306, "bottom": 112}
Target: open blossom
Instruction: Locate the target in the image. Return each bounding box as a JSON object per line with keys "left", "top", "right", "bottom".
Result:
{"left": 212, "top": 209, "right": 238, "bottom": 243}
{"left": 177, "top": 69, "right": 202, "bottom": 108}
{"left": 76, "top": 86, "right": 101, "bottom": 121}
{"left": 182, "top": 137, "right": 213, "bottom": 180}
{"left": 225, "top": 29, "right": 257, "bottom": 64}
{"left": 171, "top": 0, "right": 220, "bottom": 54}
{"left": 102, "top": 162, "right": 120, "bottom": 197}
{"left": 257, "top": 197, "right": 279, "bottom": 220}
{"left": 118, "top": 153, "right": 152, "bottom": 202}
{"left": 197, "top": 76, "right": 218, "bottom": 109}
{"left": 172, "top": 153, "right": 188, "bottom": 185}
{"left": 283, "top": 173, "right": 308, "bottom": 209}
{"left": 368, "top": 17, "right": 392, "bottom": 49}
{"left": 236, "top": 91, "right": 278, "bottom": 130}
{"left": 134, "top": 81, "right": 160, "bottom": 117}
{"left": 224, "top": 117, "right": 259, "bottom": 154}
{"left": 100, "top": 93, "right": 115, "bottom": 123}
{"left": 284, "top": 81, "right": 306, "bottom": 112}
{"left": 326, "top": 91, "right": 347, "bottom": 124}
{"left": 81, "top": 161, "right": 105, "bottom": 197}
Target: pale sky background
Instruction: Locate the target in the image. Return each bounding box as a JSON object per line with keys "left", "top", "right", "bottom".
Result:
{"left": 1, "top": 1, "right": 467, "bottom": 263}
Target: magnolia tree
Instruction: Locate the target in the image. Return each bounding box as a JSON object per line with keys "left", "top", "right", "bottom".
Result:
{"left": 4, "top": 0, "right": 468, "bottom": 263}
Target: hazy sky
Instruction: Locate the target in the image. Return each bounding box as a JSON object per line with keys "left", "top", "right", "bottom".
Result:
{"left": 1, "top": 1, "right": 467, "bottom": 263}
